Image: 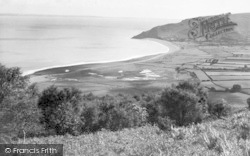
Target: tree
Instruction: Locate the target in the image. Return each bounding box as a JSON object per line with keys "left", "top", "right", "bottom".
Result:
{"left": 175, "top": 67, "right": 181, "bottom": 73}
{"left": 208, "top": 99, "right": 232, "bottom": 118}
{"left": 38, "top": 86, "right": 83, "bottom": 135}
{"left": 175, "top": 81, "right": 208, "bottom": 114}
{"left": 0, "top": 64, "right": 28, "bottom": 104}
{"left": 159, "top": 86, "right": 204, "bottom": 126}
{"left": 210, "top": 87, "right": 216, "bottom": 91}
{"left": 95, "top": 94, "right": 148, "bottom": 131}
{"left": 247, "top": 98, "right": 250, "bottom": 109}
{"left": 231, "top": 84, "right": 242, "bottom": 92}
{"left": 0, "top": 63, "right": 42, "bottom": 138}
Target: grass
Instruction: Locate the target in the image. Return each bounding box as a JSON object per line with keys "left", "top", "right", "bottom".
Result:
{"left": 208, "top": 91, "right": 249, "bottom": 107}
{"left": 191, "top": 70, "right": 211, "bottom": 81}
{"left": 213, "top": 81, "right": 250, "bottom": 89}
{"left": 206, "top": 72, "right": 250, "bottom": 76}
{"left": 201, "top": 82, "right": 225, "bottom": 90}
{"left": 7, "top": 109, "right": 250, "bottom": 156}
{"left": 211, "top": 75, "right": 250, "bottom": 81}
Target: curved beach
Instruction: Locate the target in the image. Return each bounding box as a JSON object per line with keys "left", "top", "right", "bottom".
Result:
{"left": 25, "top": 39, "right": 179, "bottom": 76}
{"left": 29, "top": 39, "right": 180, "bottom": 88}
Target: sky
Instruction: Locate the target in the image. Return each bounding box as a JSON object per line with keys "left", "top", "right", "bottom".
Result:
{"left": 0, "top": 0, "right": 249, "bottom": 19}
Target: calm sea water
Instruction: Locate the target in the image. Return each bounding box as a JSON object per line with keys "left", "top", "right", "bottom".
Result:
{"left": 0, "top": 15, "right": 172, "bottom": 74}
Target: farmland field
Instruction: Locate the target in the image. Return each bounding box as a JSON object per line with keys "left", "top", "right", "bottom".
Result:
{"left": 212, "top": 63, "right": 246, "bottom": 67}
{"left": 200, "top": 65, "right": 237, "bottom": 70}
{"left": 221, "top": 60, "right": 250, "bottom": 63}
{"left": 226, "top": 57, "right": 250, "bottom": 60}
{"left": 208, "top": 91, "right": 249, "bottom": 107}
{"left": 201, "top": 81, "right": 225, "bottom": 90}
{"left": 190, "top": 70, "right": 211, "bottom": 81}
{"left": 206, "top": 71, "right": 250, "bottom": 76}
{"left": 241, "top": 89, "right": 250, "bottom": 94}
{"left": 213, "top": 81, "right": 250, "bottom": 88}
{"left": 211, "top": 75, "right": 250, "bottom": 81}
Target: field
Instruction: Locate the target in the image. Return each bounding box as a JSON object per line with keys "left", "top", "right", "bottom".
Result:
{"left": 241, "top": 89, "right": 250, "bottom": 94}
{"left": 210, "top": 75, "right": 250, "bottom": 81}
{"left": 212, "top": 81, "right": 250, "bottom": 89}
{"left": 189, "top": 70, "right": 211, "bottom": 81}
{"left": 206, "top": 72, "right": 250, "bottom": 76}
{"left": 226, "top": 57, "right": 250, "bottom": 60}
{"left": 199, "top": 65, "right": 238, "bottom": 70}
{"left": 222, "top": 59, "right": 250, "bottom": 63}
{"left": 180, "top": 45, "right": 250, "bottom": 95}
{"left": 200, "top": 81, "right": 225, "bottom": 90}
{"left": 211, "top": 63, "right": 245, "bottom": 67}
{"left": 208, "top": 91, "right": 249, "bottom": 107}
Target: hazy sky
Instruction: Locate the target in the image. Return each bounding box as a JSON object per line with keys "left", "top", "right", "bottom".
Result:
{"left": 0, "top": 0, "right": 249, "bottom": 19}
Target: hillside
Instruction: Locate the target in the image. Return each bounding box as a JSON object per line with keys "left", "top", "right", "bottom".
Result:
{"left": 133, "top": 13, "right": 250, "bottom": 44}
{"left": 17, "top": 109, "right": 250, "bottom": 155}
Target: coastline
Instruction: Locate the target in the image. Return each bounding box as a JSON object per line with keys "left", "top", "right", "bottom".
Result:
{"left": 145, "top": 38, "right": 180, "bottom": 54}
{"left": 24, "top": 39, "right": 180, "bottom": 76}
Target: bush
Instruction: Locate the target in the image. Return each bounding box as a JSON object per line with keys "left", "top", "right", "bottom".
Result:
{"left": 231, "top": 84, "right": 242, "bottom": 92}
{"left": 176, "top": 81, "right": 208, "bottom": 114}
{"left": 38, "top": 86, "right": 83, "bottom": 135}
{"left": 210, "top": 87, "right": 216, "bottom": 91}
{"left": 159, "top": 87, "right": 203, "bottom": 126}
{"left": 156, "top": 116, "right": 174, "bottom": 131}
{"left": 158, "top": 81, "right": 207, "bottom": 127}
{"left": 247, "top": 98, "right": 250, "bottom": 109}
{"left": 139, "top": 94, "right": 161, "bottom": 124}
{"left": 80, "top": 101, "right": 101, "bottom": 133}
{"left": 0, "top": 64, "right": 28, "bottom": 105}
{"left": 79, "top": 94, "right": 148, "bottom": 133}
{"left": 208, "top": 99, "right": 232, "bottom": 118}
{"left": 38, "top": 90, "right": 149, "bottom": 134}
{"left": 0, "top": 64, "right": 43, "bottom": 138}
{"left": 96, "top": 95, "right": 148, "bottom": 131}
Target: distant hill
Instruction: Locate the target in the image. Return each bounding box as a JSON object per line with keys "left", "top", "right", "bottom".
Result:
{"left": 133, "top": 13, "right": 250, "bottom": 44}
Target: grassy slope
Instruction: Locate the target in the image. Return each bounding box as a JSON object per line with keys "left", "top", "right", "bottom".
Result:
{"left": 21, "top": 109, "right": 250, "bottom": 156}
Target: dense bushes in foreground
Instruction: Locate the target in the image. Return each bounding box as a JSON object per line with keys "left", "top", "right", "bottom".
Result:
{"left": 36, "top": 80, "right": 211, "bottom": 135}
{"left": 20, "top": 110, "right": 250, "bottom": 156}
{"left": 38, "top": 88, "right": 148, "bottom": 135}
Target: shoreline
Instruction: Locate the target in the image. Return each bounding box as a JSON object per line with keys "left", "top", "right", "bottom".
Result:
{"left": 24, "top": 39, "right": 179, "bottom": 76}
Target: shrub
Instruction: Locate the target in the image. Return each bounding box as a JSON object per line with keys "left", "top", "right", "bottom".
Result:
{"left": 231, "top": 84, "right": 242, "bottom": 92}
{"left": 139, "top": 94, "right": 161, "bottom": 124}
{"left": 0, "top": 64, "right": 28, "bottom": 105}
{"left": 97, "top": 95, "right": 148, "bottom": 131}
{"left": 156, "top": 116, "right": 174, "bottom": 131}
{"left": 201, "top": 126, "right": 228, "bottom": 154}
{"left": 38, "top": 86, "right": 83, "bottom": 135}
{"left": 210, "top": 87, "right": 216, "bottom": 91}
{"left": 0, "top": 64, "right": 43, "bottom": 138}
{"left": 159, "top": 81, "right": 207, "bottom": 126}
{"left": 159, "top": 83, "right": 205, "bottom": 126}
{"left": 208, "top": 99, "right": 232, "bottom": 118}
{"left": 80, "top": 101, "right": 103, "bottom": 133}
{"left": 78, "top": 94, "right": 149, "bottom": 133}
{"left": 38, "top": 90, "right": 149, "bottom": 134}
{"left": 247, "top": 98, "right": 250, "bottom": 109}
{"left": 176, "top": 81, "right": 208, "bottom": 114}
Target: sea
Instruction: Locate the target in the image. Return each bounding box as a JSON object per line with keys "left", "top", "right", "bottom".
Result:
{"left": 0, "top": 15, "right": 175, "bottom": 75}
